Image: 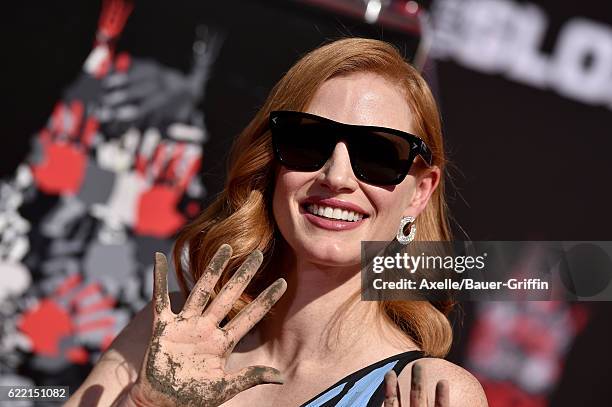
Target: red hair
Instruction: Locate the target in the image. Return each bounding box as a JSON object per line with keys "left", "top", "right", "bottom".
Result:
{"left": 174, "top": 38, "right": 454, "bottom": 357}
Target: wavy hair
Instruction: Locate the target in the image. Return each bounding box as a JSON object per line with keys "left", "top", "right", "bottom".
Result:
{"left": 173, "top": 37, "right": 454, "bottom": 357}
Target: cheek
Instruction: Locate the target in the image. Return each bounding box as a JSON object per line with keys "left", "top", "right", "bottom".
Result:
{"left": 272, "top": 174, "right": 290, "bottom": 228}
{"left": 272, "top": 169, "right": 308, "bottom": 233}
{"left": 368, "top": 180, "right": 416, "bottom": 230}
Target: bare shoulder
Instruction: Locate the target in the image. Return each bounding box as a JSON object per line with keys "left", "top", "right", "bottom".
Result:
{"left": 396, "top": 357, "right": 488, "bottom": 407}
{"left": 65, "top": 292, "right": 186, "bottom": 406}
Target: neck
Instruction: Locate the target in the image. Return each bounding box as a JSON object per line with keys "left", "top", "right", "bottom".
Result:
{"left": 252, "top": 247, "right": 414, "bottom": 370}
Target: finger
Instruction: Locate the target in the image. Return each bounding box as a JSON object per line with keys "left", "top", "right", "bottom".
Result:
{"left": 383, "top": 370, "right": 400, "bottom": 407}
{"left": 67, "top": 100, "right": 84, "bottom": 139}
{"left": 114, "top": 52, "right": 131, "bottom": 73}
{"left": 167, "top": 123, "right": 206, "bottom": 143}
{"left": 121, "top": 127, "right": 141, "bottom": 157}
{"left": 180, "top": 244, "right": 233, "bottom": 319}
{"left": 103, "top": 64, "right": 158, "bottom": 89}
{"left": 226, "top": 365, "right": 284, "bottom": 395}
{"left": 103, "top": 80, "right": 159, "bottom": 107}
{"left": 434, "top": 380, "right": 450, "bottom": 407}
{"left": 219, "top": 365, "right": 283, "bottom": 402}
{"left": 153, "top": 252, "right": 171, "bottom": 317}
{"left": 177, "top": 150, "right": 202, "bottom": 191}
{"left": 205, "top": 250, "right": 263, "bottom": 325}
{"left": 102, "top": 89, "right": 129, "bottom": 107}
{"left": 81, "top": 116, "right": 100, "bottom": 148}
{"left": 150, "top": 143, "right": 173, "bottom": 183}
{"left": 123, "top": 80, "right": 160, "bottom": 103}
{"left": 224, "top": 278, "right": 287, "bottom": 343}
{"left": 50, "top": 102, "right": 66, "bottom": 136}
{"left": 161, "top": 143, "right": 186, "bottom": 182}
{"left": 136, "top": 128, "right": 161, "bottom": 175}
{"left": 103, "top": 72, "right": 129, "bottom": 88}
{"left": 410, "top": 362, "right": 426, "bottom": 407}
{"left": 114, "top": 105, "right": 140, "bottom": 122}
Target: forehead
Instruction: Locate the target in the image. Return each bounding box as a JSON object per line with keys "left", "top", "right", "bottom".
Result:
{"left": 305, "top": 72, "right": 414, "bottom": 133}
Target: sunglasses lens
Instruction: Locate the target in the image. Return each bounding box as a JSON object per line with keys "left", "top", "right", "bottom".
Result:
{"left": 271, "top": 112, "right": 417, "bottom": 185}
{"left": 350, "top": 130, "right": 412, "bottom": 185}
{"left": 272, "top": 115, "right": 335, "bottom": 171}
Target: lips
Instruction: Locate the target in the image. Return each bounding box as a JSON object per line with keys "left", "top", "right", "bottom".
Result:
{"left": 301, "top": 197, "right": 368, "bottom": 215}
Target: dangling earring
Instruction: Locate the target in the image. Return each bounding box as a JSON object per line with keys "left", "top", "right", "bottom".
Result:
{"left": 396, "top": 216, "right": 416, "bottom": 245}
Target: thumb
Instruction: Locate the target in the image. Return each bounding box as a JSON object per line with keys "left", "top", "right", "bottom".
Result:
{"left": 228, "top": 365, "right": 285, "bottom": 393}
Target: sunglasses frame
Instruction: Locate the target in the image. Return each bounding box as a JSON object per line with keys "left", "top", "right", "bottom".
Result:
{"left": 269, "top": 110, "right": 433, "bottom": 186}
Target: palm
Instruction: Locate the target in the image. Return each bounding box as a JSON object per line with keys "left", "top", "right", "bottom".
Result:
{"left": 147, "top": 316, "right": 229, "bottom": 386}
{"left": 135, "top": 245, "right": 286, "bottom": 407}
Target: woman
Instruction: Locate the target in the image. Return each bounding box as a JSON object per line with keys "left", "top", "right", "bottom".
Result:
{"left": 68, "top": 38, "right": 488, "bottom": 406}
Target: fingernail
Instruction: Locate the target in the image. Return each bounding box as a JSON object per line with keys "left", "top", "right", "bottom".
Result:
{"left": 155, "top": 252, "right": 167, "bottom": 265}
{"left": 249, "top": 250, "right": 264, "bottom": 262}
{"left": 219, "top": 243, "right": 233, "bottom": 254}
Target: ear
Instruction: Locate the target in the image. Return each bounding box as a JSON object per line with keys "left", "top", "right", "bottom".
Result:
{"left": 403, "top": 165, "right": 440, "bottom": 217}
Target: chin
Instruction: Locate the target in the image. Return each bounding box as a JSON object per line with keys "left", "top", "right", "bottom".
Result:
{"left": 295, "top": 238, "right": 362, "bottom": 268}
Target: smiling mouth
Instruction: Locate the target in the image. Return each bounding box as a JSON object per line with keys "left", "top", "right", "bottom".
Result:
{"left": 304, "top": 204, "right": 367, "bottom": 222}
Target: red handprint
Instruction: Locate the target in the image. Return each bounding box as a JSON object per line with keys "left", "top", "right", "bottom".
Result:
{"left": 30, "top": 101, "right": 99, "bottom": 195}
{"left": 29, "top": 0, "right": 134, "bottom": 196}
{"left": 17, "top": 273, "right": 121, "bottom": 364}
{"left": 134, "top": 138, "right": 202, "bottom": 238}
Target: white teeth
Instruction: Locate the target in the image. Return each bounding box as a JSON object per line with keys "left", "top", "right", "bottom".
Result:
{"left": 306, "top": 204, "right": 366, "bottom": 222}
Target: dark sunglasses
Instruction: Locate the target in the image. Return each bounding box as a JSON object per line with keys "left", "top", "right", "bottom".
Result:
{"left": 269, "top": 110, "right": 432, "bottom": 186}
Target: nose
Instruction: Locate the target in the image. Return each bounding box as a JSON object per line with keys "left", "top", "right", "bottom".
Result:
{"left": 317, "top": 141, "right": 358, "bottom": 192}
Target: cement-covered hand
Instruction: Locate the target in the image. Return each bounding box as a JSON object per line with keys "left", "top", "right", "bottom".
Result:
{"left": 119, "top": 244, "right": 286, "bottom": 407}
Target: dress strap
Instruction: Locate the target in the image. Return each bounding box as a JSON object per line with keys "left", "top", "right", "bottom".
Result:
{"left": 301, "top": 350, "right": 425, "bottom": 407}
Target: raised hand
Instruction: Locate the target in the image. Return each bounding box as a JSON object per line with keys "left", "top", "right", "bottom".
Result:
{"left": 125, "top": 244, "right": 287, "bottom": 407}
{"left": 383, "top": 362, "right": 450, "bottom": 407}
